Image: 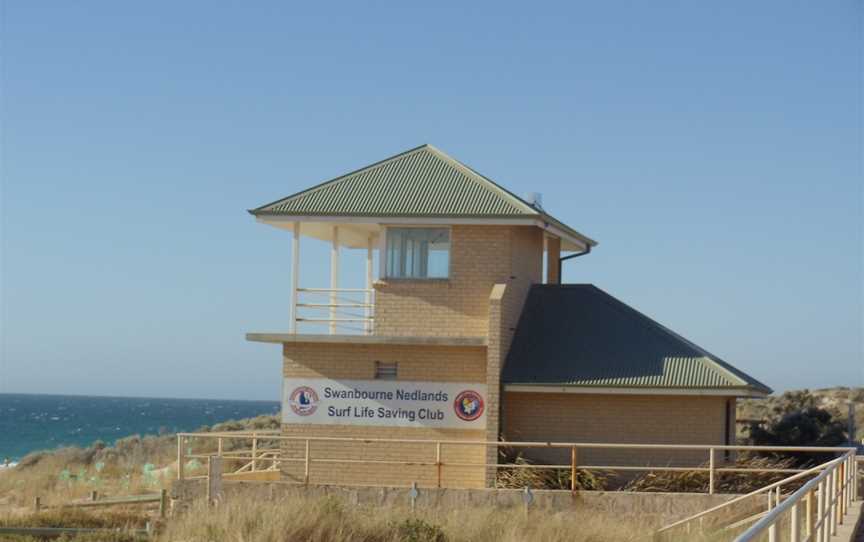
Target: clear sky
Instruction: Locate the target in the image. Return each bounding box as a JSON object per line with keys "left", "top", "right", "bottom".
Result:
{"left": 1, "top": 1, "right": 861, "bottom": 401}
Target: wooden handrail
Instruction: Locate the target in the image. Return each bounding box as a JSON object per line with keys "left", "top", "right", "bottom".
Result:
{"left": 176, "top": 432, "right": 857, "bottom": 452}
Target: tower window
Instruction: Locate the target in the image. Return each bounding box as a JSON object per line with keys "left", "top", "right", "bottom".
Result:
{"left": 386, "top": 228, "right": 450, "bottom": 279}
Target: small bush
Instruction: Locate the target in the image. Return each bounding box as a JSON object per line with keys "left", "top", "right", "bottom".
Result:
{"left": 394, "top": 518, "right": 446, "bottom": 542}
{"left": 623, "top": 456, "right": 804, "bottom": 494}
{"left": 495, "top": 455, "right": 608, "bottom": 490}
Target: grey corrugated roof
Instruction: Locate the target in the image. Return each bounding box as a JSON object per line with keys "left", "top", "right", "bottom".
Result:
{"left": 503, "top": 285, "right": 771, "bottom": 394}
{"left": 250, "top": 144, "right": 596, "bottom": 246}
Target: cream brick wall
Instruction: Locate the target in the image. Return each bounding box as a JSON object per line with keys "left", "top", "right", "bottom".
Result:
{"left": 281, "top": 342, "right": 488, "bottom": 488}
{"left": 373, "top": 225, "right": 543, "bottom": 337}
{"left": 502, "top": 392, "right": 736, "bottom": 469}
{"left": 280, "top": 226, "right": 548, "bottom": 488}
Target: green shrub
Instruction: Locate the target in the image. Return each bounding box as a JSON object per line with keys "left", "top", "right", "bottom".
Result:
{"left": 394, "top": 518, "right": 446, "bottom": 542}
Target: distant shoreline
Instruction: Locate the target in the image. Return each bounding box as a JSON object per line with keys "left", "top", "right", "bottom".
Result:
{"left": 0, "top": 391, "right": 279, "bottom": 403}
{"left": 0, "top": 394, "right": 280, "bottom": 462}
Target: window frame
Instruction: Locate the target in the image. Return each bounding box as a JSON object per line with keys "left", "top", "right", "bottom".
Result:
{"left": 381, "top": 225, "right": 452, "bottom": 280}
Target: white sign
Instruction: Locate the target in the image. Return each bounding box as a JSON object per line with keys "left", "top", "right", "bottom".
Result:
{"left": 282, "top": 378, "right": 487, "bottom": 429}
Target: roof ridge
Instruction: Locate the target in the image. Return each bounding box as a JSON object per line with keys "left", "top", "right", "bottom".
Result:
{"left": 422, "top": 145, "right": 540, "bottom": 215}
{"left": 249, "top": 144, "right": 431, "bottom": 214}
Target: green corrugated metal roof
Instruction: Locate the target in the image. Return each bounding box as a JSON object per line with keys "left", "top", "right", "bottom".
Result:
{"left": 250, "top": 144, "right": 596, "bottom": 246}
{"left": 502, "top": 285, "right": 772, "bottom": 394}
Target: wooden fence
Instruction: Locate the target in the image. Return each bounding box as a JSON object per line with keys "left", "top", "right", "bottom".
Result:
{"left": 176, "top": 431, "right": 859, "bottom": 495}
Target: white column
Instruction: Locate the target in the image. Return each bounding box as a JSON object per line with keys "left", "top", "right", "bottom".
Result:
{"left": 289, "top": 222, "right": 300, "bottom": 333}
{"left": 366, "top": 235, "right": 374, "bottom": 335}
{"left": 330, "top": 226, "right": 339, "bottom": 334}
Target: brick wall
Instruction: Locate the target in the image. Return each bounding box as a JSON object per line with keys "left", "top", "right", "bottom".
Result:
{"left": 373, "top": 225, "right": 543, "bottom": 337}
{"left": 484, "top": 228, "right": 543, "bottom": 480}
{"left": 281, "top": 342, "right": 488, "bottom": 488}
{"left": 502, "top": 392, "right": 736, "bottom": 468}
{"left": 280, "top": 225, "right": 546, "bottom": 488}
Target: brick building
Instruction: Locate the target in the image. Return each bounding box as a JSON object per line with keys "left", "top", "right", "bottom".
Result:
{"left": 246, "top": 144, "right": 770, "bottom": 488}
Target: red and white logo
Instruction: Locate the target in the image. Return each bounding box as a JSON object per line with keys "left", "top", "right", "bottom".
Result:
{"left": 289, "top": 386, "right": 319, "bottom": 416}
{"left": 453, "top": 390, "right": 484, "bottom": 422}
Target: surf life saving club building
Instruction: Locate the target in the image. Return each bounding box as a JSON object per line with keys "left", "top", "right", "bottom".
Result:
{"left": 247, "top": 145, "right": 770, "bottom": 488}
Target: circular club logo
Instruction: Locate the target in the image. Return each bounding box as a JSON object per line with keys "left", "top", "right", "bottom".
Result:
{"left": 289, "top": 386, "right": 319, "bottom": 416}
{"left": 453, "top": 390, "right": 485, "bottom": 422}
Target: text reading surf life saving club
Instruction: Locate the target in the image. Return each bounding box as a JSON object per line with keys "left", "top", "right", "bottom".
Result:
{"left": 282, "top": 378, "right": 487, "bottom": 429}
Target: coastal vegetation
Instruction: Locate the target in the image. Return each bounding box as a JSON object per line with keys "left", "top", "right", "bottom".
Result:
{"left": 0, "top": 415, "right": 279, "bottom": 510}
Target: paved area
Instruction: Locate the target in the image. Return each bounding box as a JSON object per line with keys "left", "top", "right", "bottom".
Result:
{"left": 839, "top": 500, "right": 862, "bottom": 542}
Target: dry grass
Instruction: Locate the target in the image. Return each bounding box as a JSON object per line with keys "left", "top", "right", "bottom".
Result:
{"left": 0, "top": 415, "right": 280, "bottom": 509}
{"left": 495, "top": 455, "right": 609, "bottom": 490}
{"left": 623, "top": 456, "right": 805, "bottom": 494}
{"left": 0, "top": 507, "right": 150, "bottom": 541}
{"left": 158, "top": 493, "right": 653, "bottom": 542}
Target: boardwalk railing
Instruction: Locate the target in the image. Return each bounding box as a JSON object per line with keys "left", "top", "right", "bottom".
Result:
{"left": 734, "top": 450, "right": 857, "bottom": 542}
{"left": 655, "top": 451, "right": 859, "bottom": 540}
{"left": 175, "top": 431, "right": 858, "bottom": 495}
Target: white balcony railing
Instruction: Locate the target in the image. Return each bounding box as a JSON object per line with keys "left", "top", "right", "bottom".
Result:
{"left": 294, "top": 288, "right": 374, "bottom": 335}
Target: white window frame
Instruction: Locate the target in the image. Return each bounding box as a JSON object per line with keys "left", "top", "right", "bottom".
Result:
{"left": 380, "top": 225, "right": 452, "bottom": 280}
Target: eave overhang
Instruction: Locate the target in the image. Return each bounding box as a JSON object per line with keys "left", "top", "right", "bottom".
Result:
{"left": 504, "top": 383, "right": 770, "bottom": 398}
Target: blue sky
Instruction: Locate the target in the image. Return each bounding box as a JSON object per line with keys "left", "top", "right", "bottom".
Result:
{"left": 1, "top": 1, "right": 861, "bottom": 400}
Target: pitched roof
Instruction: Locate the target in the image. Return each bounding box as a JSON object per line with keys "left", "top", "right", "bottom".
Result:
{"left": 503, "top": 285, "right": 771, "bottom": 395}
{"left": 250, "top": 144, "right": 596, "bottom": 247}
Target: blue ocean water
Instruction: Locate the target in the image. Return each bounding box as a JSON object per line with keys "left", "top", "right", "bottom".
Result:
{"left": 0, "top": 394, "right": 280, "bottom": 462}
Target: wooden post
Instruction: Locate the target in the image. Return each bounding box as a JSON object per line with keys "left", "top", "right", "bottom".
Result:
{"left": 207, "top": 456, "right": 223, "bottom": 505}
{"left": 828, "top": 468, "right": 837, "bottom": 536}
{"left": 176, "top": 435, "right": 184, "bottom": 480}
{"left": 817, "top": 479, "right": 825, "bottom": 542}
{"left": 854, "top": 456, "right": 859, "bottom": 502}
{"left": 33, "top": 497, "right": 41, "bottom": 513}
{"left": 290, "top": 222, "right": 300, "bottom": 333}
{"left": 251, "top": 434, "right": 258, "bottom": 472}
{"left": 435, "top": 442, "right": 442, "bottom": 488}
{"left": 839, "top": 461, "right": 845, "bottom": 523}
{"left": 768, "top": 490, "right": 776, "bottom": 542}
{"left": 217, "top": 437, "right": 223, "bottom": 457}
{"left": 790, "top": 501, "right": 799, "bottom": 542}
{"left": 570, "top": 446, "right": 578, "bottom": 493}
{"left": 159, "top": 489, "right": 168, "bottom": 519}
{"left": 806, "top": 488, "right": 814, "bottom": 539}
{"left": 304, "top": 439, "right": 310, "bottom": 485}
{"left": 708, "top": 448, "right": 715, "bottom": 495}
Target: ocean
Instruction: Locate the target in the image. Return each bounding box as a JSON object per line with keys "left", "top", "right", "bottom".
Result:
{"left": 0, "top": 393, "right": 280, "bottom": 463}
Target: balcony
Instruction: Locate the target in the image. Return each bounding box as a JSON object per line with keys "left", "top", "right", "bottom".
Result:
{"left": 294, "top": 287, "right": 374, "bottom": 335}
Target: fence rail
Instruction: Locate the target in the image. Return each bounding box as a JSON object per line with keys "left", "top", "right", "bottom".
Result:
{"left": 175, "top": 431, "right": 859, "bottom": 496}
{"left": 34, "top": 490, "right": 169, "bottom": 518}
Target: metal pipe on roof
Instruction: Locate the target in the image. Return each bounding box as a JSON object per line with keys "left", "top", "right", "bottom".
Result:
{"left": 557, "top": 244, "right": 591, "bottom": 283}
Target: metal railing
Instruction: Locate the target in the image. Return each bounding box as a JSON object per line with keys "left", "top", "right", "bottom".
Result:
{"left": 294, "top": 288, "right": 374, "bottom": 335}
{"left": 175, "top": 432, "right": 858, "bottom": 496}
{"left": 655, "top": 451, "right": 859, "bottom": 541}
{"left": 734, "top": 451, "right": 858, "bottom": 542}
